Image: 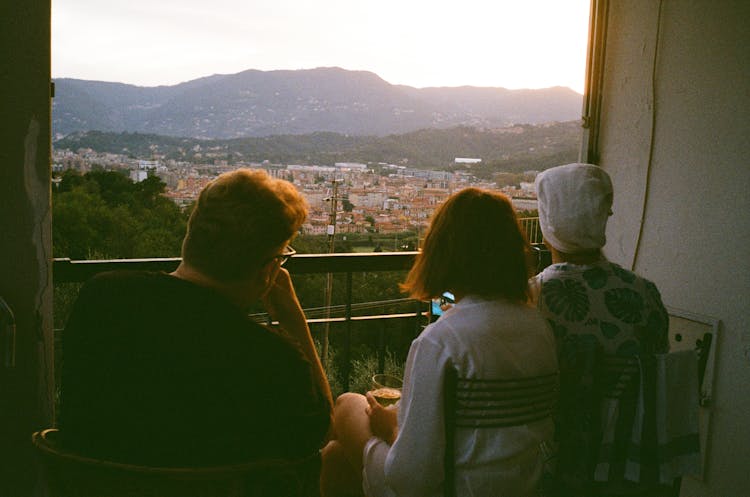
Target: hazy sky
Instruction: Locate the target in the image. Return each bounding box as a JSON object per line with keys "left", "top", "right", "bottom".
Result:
{"left": 52, "top": 0, "right": 590, "bottom": 93}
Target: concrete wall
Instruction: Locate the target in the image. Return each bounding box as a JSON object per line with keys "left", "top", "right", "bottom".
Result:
{"left": 0, "top": 1, "right": 54, "bottom": 496}
{"left": 597, "top": 0, "right": 750, "bottom": 495}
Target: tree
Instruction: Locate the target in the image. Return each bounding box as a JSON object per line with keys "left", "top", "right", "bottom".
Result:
{"left": 52, "top": 170, "right": 188, "bottom": 259}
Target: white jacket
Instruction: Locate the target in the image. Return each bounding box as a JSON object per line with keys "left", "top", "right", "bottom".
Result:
{"left": 364, "top": 295, "right": 558, "bottom": 497}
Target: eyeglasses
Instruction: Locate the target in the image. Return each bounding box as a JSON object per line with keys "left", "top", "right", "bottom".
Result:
{"left": 270, "top": 245, "right": 296, "bottom": 266}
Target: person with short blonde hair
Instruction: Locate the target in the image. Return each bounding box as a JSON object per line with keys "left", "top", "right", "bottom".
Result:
{"left": 322, "top": 187, "right": 557, "bottom": 497}
{"left": 182, "top": 168, "right": 307, "bottom": 281}
{"left": 59, "top": 168, "right": 332, "bottom": 470}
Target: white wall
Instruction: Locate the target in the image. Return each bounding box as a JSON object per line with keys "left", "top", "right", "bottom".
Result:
{"left": 597, "top": 1, "right": 750, "bottom": 495}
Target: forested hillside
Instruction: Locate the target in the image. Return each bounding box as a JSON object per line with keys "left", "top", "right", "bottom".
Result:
{"left": 53, "top": 67, "right": 581, "bottom": 139}
{"left": 56, "top": 121, "right": 581, "bottom": 176}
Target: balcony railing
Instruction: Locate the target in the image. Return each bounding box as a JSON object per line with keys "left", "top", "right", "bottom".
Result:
{"left": 52, "top": 219, "right": 544, "bottom": 392}
{"left": 53, "top": 218, "right": 541, "bottom": 283}
{"left": 53, "top": 252, "right": 425, "bottom": 392}
{"left": 54, "top": 252, "right": 416, "bottom": 282}
{"left": 521, "top": 217, "right": 542, "bottom": 245}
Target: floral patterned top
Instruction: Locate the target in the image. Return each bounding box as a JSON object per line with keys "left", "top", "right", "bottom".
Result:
{"left": 531, "top": 260, "right": 671, "bottom": 494}
{"left": 531, "top": 260, "right": 669, "bottom": 356}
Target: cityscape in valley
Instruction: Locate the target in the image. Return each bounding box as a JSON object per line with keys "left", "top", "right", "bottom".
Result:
{"left": 51, "top": 67, "right": 583, "bottom": 248}
{"left": 53, "top": 147, "right": 542, "bottom": 240}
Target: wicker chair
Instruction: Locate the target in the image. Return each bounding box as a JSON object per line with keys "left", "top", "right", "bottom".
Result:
{"left": 32, "top": 428, "right": 321, "bottom": 497}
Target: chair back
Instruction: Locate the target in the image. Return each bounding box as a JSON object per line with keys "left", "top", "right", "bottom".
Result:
{"left": 32, "top": 429, "right": 321, "bottom": 497}
{"left": 443, "top": 367, "right": 559, "bottom": 497}
{"left": 552, "top": 340, "right": 643, "bottom": 490}
{"left": 553, "top": 343, "right": 700, "bottom": 496}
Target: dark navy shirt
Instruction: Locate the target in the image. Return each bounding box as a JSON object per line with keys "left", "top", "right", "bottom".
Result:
{"left": 59, "top": 270, "right": 330, "bottom": 466}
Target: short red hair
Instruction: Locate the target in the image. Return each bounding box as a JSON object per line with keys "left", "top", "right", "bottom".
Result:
{"left": 182, "top": 169, "right": 307, "bottom": 281}
{"left": 401, "top": 188, "right": 530, "bottom": 302}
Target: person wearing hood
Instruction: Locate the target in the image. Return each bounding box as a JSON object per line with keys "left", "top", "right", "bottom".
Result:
{"left": 531, "top": 163, "right": 670, "bottom": 497}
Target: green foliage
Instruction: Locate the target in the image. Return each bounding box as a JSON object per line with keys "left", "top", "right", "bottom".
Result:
{"left": 55, "top": 121, "right": 581, "bottom": 173}
{"left": 52, "top": 170, "right": 188, "bottom": 259}
{"left": 293, "top": 234, "right": 334, "bottom": 255}
{"left": 316, "top": 341, "right": 344, "bottom": 397}
{"left": 481, "top": 146, "right": 581, "bottom": 177}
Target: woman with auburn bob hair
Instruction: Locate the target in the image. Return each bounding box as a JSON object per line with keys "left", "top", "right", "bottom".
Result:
{"left": 321, "top": 188, "right": 558, "bottom": 497}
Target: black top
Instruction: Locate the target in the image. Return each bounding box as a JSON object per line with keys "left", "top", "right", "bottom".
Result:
{"left": 58, "top": 271, "right": 330, "bottom": 466}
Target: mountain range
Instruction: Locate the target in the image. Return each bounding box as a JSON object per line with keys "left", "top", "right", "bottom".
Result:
{"left": 53, "top": 67, "right": 582, "bottom": 140}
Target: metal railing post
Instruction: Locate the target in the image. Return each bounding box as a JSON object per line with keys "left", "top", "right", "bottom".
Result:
{"left": 343, "top": 272, "right": 353, "bottom": 392}
{"left": 378, "top": 305, "right": 386, "bottom": 374}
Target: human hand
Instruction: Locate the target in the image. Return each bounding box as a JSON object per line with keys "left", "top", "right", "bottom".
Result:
{"left": 263, "top": 267, "right": 333, "bottom": 409}
{"left": 262, "top": 268, "right": 305, "bottom": 332}
{"left": 366, "top": 392, "right": 398, "bottom": 445}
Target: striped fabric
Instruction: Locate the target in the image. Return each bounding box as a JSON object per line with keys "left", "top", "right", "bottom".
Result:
{"left": 552, "top": 343, "right": 701, "bottom": 496}
{"left": 443, "top": 367, "right": 559, "bottom": 497}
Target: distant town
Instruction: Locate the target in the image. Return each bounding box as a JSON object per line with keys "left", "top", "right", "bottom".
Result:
{"left": 52, "top": 148, "right": 540, "bottom": 237}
